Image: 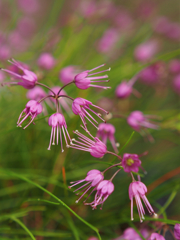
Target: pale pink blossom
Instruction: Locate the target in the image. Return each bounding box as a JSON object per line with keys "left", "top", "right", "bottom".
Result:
{"left": 59, "top": 66, "right": 78, "bottom": 84}
{"left": 148, "top": 233, "right": 165, "bottom": 240}
{"left": 37, "top": 53, "right": 55, "bottom": 70}
{"left": 174, "top": 223, "right": 180, "bottom": 239}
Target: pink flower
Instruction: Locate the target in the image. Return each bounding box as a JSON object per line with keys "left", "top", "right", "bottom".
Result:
{"left": 96, "top": 123, "right": 118, "bottom": 153}
{"left": 74, "top": 64, "right": 110, "bottom": 90}
{"left": 18, "top": 0, "right": 39, "bottom": 14}
{"left": 79, "top": 0, "right": 97, "bottom": 18}
{"left": 134, "top": 40, "right": 158, "bottom": 63}
{"left": 154, "top": 17, "right": 171, "bottom": 35}
{"left": 139, "top": 64, "right": 161, "bottom": 85}
{"left": 37, "top": 53, "right": 55, "bottom": 70}
{"left": 88, "top": 237, "right": 98, "bottom": 240}
{"left": 129, "top": 181, "right": 155, "bottom": 222}
{"left": 27, "top": 86, "right": 46, "bottom": 101}
{"left": 17, "top": 17, "right": 35, "bottom": 38}
{"left": 59, "top": 66, "right": 78, "bottom": 84}
{"left": 115, "top": 73, "right": 140, "bottom": 99}
{"left": 48, "top": 113, "right": 71, "bottom": 152}
{"left": 169, "top": 59, "right": 180, "bottom": 74}
{"left": 122, "top": 153, "right": 141, "bottom": 173}
{"left": 148, "top": 233, "right": 165, "bottom": 240}
{"left": 97, "top": 28, "right": 119, "bottom": 53}
{"left": 70, "top": 130, "right": 107, "bottom": 158}
{"left": 17, "top": 100, "right": 43, "bottom": 129}
{"left": 1, "top": 59, "right": 37, "bottom": 89}
{"left": 173, "top": 74, "right": 180, "bottom": 94}
{"left": 69, "top": 169, "right": 104, "bottom": 203}
{"left": 114, "top": 10, "right": 133, "bottom": 30}
{"left": 174, "top": 224, "right": 180, "bottom": 239}
{"left": 114, "top": 227, "right": 143, "bottom": 240}
{"left": 85, "top": 180, "right": 114, "bottom": 209}
{"left": 72, "top": 98, "right": 108, "bottom": 130}
{"left": 127, "top": 111, "right": 159, "bottom": 132}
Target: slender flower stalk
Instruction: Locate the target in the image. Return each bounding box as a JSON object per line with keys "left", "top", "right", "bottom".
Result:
{"left": 74, "top": 64, "right": 111, "bottom": 90}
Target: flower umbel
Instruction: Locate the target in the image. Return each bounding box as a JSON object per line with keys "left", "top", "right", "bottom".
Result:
{"left": 74, "top": 64, "right": 110, "bottom": 90}
{"left": 17, "top": 100, "right": 43, "bottom": 129}
{"left": 1, "top": 59, "right": 37, "bottom": 89}
{"left": 48, "top": 113, "right": 71, "bottom": 152}
{"left": 129, "top": 181, "right": 155, "bottom": 222}
{"left": 69, "top": 169, "right": 104, "bottom": 203}
{"left": 72, "top": 98, "right": 108, "bottom": 130}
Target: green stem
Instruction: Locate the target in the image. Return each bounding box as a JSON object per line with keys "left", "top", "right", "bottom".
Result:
{"left": 11, "top": 216, "right": 36, "bottom": 240}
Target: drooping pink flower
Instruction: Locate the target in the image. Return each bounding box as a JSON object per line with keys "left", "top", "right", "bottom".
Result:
{"left": 70, "top": 130, "right": 107, "bottom": 158}
{"left": 96, "top": 123, "right": 118, "bottom": 153}
{"left": 129, "top": 181, "right": 155, "bottom": 222}
{"left": 97, "top": 28, "right": 119, "bottom": 53}
{"left": 1, "top": 59, "right": 37, "bottom": 89}
{"left": 74, "top": 64, "right": 110, "bottom": 90}
{"left": 27, "top": 86, "right": 46, "bottom": 101}
{"left": 59, "top": 66, "right": 78, "bottom": 84}
{"left": 173, "top": 74, "right": 180, "bottom": 94}
{"left": 17, "top": 100, "right": 43, "bottom": 129}
{"left": 174, "top": 224, "right": 180, "bottom": 239}
{"left": 69, "top": 169, "right": 104, "bottom": 203}
{"left": 148, "top": 233, "right": 165, "bottom": 240}
{"left": 127, "top": 111, "right": 159, "bottom": 132}
{"left": 85, "top": 180, "right": 114, "bottom": 209}
{"left": 134, "top": 40, "right": 158, "bottom": 63}
{"left": 122, "top": 153, "right": 141, "bottom": 173}
{"left": 169, "top": 59, "right": 180, "bottom": 74}
{"left": 115, "top": 73, "right": 140, "bottom": 99}
{"left": 72, "top": 98, "right": 108, "bottom": 130}
{"left": 48, "top": 113, "right": 71, "bottom": 152}
{"left": 37, "top": 53, "right": 55, "bottom": 70}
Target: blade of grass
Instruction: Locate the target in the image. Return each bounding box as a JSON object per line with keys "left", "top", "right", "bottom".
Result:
{"left": 11, "top": 217, "right": 36, "bottom": 240}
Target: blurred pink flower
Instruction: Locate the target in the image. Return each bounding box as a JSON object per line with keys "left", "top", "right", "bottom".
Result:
{"left": 0, "top": 45, "right": 11, "bottom": 60}
{"left": 37, "top": 53, "right": 55, "bottom": 70}
{"left": 17, "top": 17, "right": 35, "bottom": 38}
{"left": 27, "top": 86, "right": 46, "bottom": 101}
{"left": 173, "top": 74, "right": 180, "bottom": 94}
{"left": 96, "top": 123, "right": 118, "bottom": 153}
{"left": 174, "top": 223, "right": 180, "bottom": 239}
{"left": 59, "top": 66, "right": 78, "bottom": 84}
{"left": 18, "top": 0, "right": 39, "bottom": 14}
{"left": 169, "top": 59, "right": 180, "bottom": 74}
{"left": 97, "top": 28, "right": 119, "bottom": 53}
{"left": 134, "top": 40, "right": 159, "bottom": 62}
{"left": 148, "top": 233, "right": 165, "bottom": 240}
